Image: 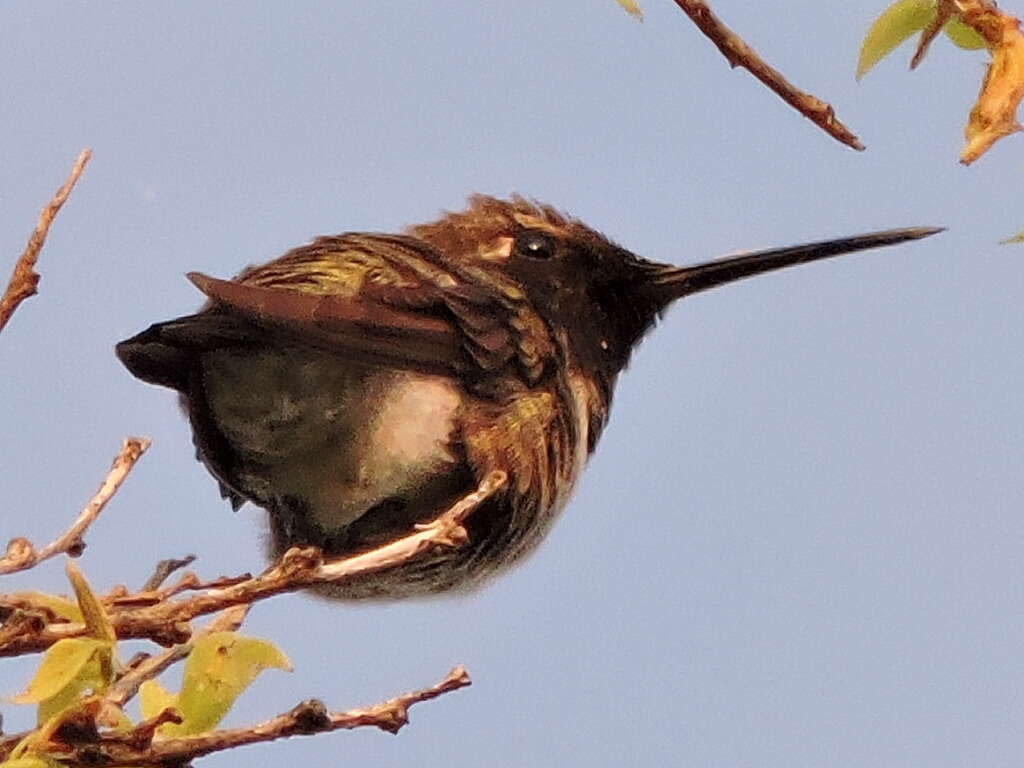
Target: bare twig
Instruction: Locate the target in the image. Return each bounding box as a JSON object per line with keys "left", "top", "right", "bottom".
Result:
{"left": 670, "top": 0, "right": 864, "bottom": 150}
{"left": 911, "top": 0, "right": 957, "bottom": 69}
{"left": 0, "top": 470, "right": 507, "bottom": 657}
{"left": 0, "top": 610, "right": 190, "bottom": 657}
{"left": 0, "top": 149, "right": 92, "bottom": 334}
{"left": 111, "top": 570, "right": 254, "bottom": 608}
{"left": 0, "top": 437, "right": 151, "bottom": 576}
{"left": 141, "top": 555, "right": 197, "bottom": 592}
{"left": 47, "top": 667, "right": 471, "bottom": 767}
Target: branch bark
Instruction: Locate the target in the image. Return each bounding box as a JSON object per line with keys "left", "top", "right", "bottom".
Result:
{"left": 671, "top": 0, "right": 864, "bottom": 150}
{"left": 0, "top": 437, "right": 151, "bottom": 576}
{"left": 0, "top": 666, "right": 470, "bottom": 765}
{"left": 0, "top": 149, "right": 92, "bottom": 334}
{"left": 0, "top": 470, "right": 507, "bottom": 657}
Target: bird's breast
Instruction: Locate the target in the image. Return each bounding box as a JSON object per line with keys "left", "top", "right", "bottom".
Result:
{"left": 200, "top": 350, "right": 465, "bottom": 534}
{"left": 356, "top": 371, "right": 464, "bottom": 500}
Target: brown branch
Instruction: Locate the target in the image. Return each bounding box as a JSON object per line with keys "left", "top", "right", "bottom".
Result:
{"left": 105, "top": 570, "right": 255, "bottom": 612}
{"left": 141, "top": 554, "right": 197, "bottom": 592}
{"left": 912, "top": 0, "right": 957, "bottom": 69}
{"left": 0, "top": 437, "right": 151, "bottom": 576}
{"left": 0, "top": 149, "right": 92, "bottom": 334}
{"left": 6, "top": 666, "right": 470, "bottom": 767}
{"left": 66, "top": 663, "right": 473, "bottom": 765}
{"left": 0, "top": 470, "right": 507, "bottom": 657}
{"left": 670, "top": 0, "right": 864, "bottom": 150}
{"left": 0, "top": 606, "right": 253, "bottom": 760}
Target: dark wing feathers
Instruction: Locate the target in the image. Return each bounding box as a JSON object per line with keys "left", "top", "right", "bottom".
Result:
{"left": 116, "top": 234, "right": 558, "bottom": 395}
{"left": 184, "top": 272, "right": 471, "bottom": 376}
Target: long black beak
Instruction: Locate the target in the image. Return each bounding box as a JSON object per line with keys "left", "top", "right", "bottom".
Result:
{"left": 653, "top": 226, "right": 944, "bottom": 301}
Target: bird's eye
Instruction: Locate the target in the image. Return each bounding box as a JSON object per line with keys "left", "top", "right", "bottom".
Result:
{"left": 513, "top": 229, "right": 558, "bottom": 260}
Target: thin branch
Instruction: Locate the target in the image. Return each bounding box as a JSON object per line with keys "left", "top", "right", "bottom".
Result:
{"left": 0, "top": 149, "right": 92, "bottom": 334}
{"left": 911, "top": 0, "right": 956, "bottom": 69}
{"left": 49, "top": 666, "right": 470, "bottom": 767}
{"left": 126, "top": 470, "right": 504, "bottom": 627}
{"left": 0, "top": 606, "right": 253, "bottom": 759}
{"left": 141, "top": 554, "right": 197, "bottom": 592}
{"left": 0, "top": 470, "right": 507, "bottom": 657}
{"left": 670, "top": 0, "right": 864, "bottom": 150}
{"left": 110, "top": 570, "right": 254, "bottom": 608}
{"left": 0, "top": 437, "right": 151, "bottom": 576}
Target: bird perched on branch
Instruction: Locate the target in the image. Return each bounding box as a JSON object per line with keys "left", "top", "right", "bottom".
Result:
{"left": 116, "top": 196, "right": 941, "bottom": 599}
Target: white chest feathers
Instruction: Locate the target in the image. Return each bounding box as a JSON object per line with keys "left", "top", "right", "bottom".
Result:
{"left": 298, "top": 370, "right": 463, "bottom": 531}
{"left": 200, "top": 349, "right": 464, "bottom": 531}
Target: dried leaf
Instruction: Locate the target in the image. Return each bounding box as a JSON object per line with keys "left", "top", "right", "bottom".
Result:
{"left": 12, "top": 638, "right": 107, "bottom": 705}
{"left": 858, "top": 0, "right": 938, "bottom": 79}
{"left": 959, "top": 2, "right": 1024, "bottom": 163}
{"left": 615, "top": 0, "right": 643, "bottom": 20}
{"left": 163, "top": 632, "right": 291, "bottom": 735}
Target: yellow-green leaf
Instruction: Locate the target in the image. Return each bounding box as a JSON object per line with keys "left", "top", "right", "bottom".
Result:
{"left": 36, "top": 653, "right": 106, "bottom": 725}
{"left": 1001, "top": 229, "right": 1024, "bottom": 244}
{"left": 165, "top": 632, "right": 291, "bottom": 735}
{"left": 139, "top": 678, "right": 178, "bottom": 721}
{"left": 615, "top": 0, "right": 643, "bottom": 21}
{"left": 8, "top": 592, "right": 83, "bottom": 623}
{"left": 12, "top": 638, "right": 106, "bottom": 705}
{"left": 65, "top": 561, "right": 115, "bottom": 643}
{"left": 858, "top": 0, "right": 938, "bottom": 79}
{"left": 944, "top": 17, "right": 987, "bottom": 50}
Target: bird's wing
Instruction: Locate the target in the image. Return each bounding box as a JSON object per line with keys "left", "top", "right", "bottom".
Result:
{"left": 116, "top": 233, "right": 556, "bottom": 392}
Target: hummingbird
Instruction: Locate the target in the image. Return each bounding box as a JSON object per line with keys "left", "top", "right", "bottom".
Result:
{"left": 116, "top": 196, "right": 942, "bottom": 599}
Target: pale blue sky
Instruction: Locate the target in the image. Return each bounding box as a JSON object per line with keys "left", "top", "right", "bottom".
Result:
{"left": 3, "top": 2, "right": 1023, "bottom": 766}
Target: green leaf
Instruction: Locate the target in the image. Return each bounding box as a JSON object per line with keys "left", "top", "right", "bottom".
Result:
{"left": 65, "top": 561, "right": 116, "bottom": 643}
{"left": 944, "top": 17, "right": 987, "bottom": 50}
{"left": 36, "top": 654, "right": 106, "bottom": 725}
{"left": 858, "top": 0, "right": 937, "bottom": 79}
{"left": 615, "top": 0, "right": 643, "bottom": 20}
{"left": 12, "top": 638, "right": 107, "bottom": 705}
{"left": 165, "top": 632, "right": 291, "bottom": 735}
{"left": 139, "top": 678, "right": 178, "bottom": 721}
{"left": 8, "top": 592, "right": 83, "bottom": 623}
